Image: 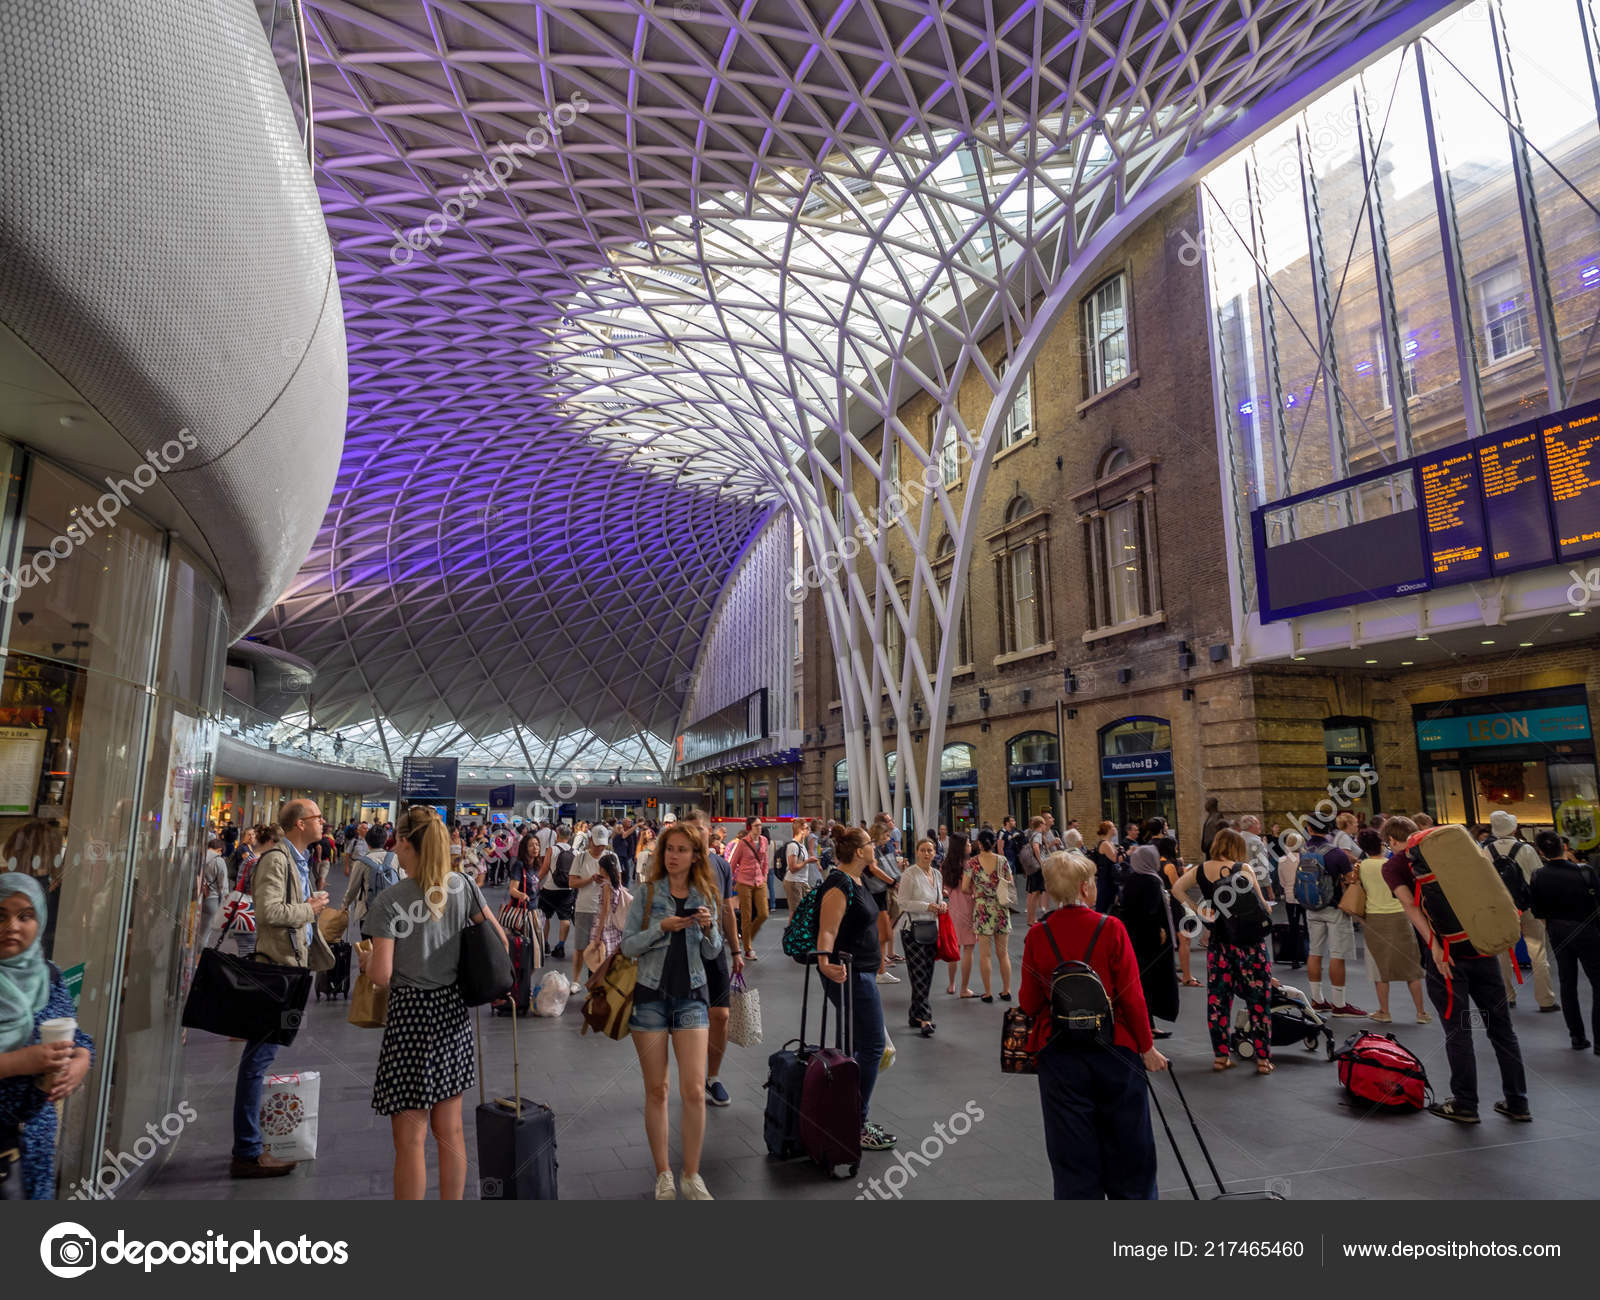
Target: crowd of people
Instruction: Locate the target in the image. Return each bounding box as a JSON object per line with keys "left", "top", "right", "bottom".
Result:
{"left": 8, "top": 790, "right": 1591, "bottom": 1202}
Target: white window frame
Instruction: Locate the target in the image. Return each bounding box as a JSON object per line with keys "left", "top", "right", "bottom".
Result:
{"left": 931, "top": 411, "right": 962, "bottom": 486}
{"left": 1371, "top": 322, "right": 1418, "bottom": 410}
{"left": 991, "top": 502, "right": 1051, "bottom": 657}
{"left": 997, "top": 359, "right": 1034, "bottom": 448}
{"left": 1083, "top": 272, "right": 1131, "bottom": 395}
{"left": 1084, "top": 489, "right": 1157, "bottom": 632}
{"left": 1474, "top": 262, "right": 1532, "bottom": 363}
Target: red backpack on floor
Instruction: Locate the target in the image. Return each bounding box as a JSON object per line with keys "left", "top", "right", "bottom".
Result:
{"left": 1333, "top": 1032, "right": 1431, "bottom": 1111}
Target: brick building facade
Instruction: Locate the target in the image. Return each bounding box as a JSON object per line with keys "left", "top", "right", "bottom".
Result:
{"left": 795, "top": 178, "right": 1600, "bottom": 854}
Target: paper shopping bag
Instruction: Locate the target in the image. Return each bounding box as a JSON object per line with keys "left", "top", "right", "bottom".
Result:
{"left": 259, "top": 1071, "right": 319, "bottom": 1161}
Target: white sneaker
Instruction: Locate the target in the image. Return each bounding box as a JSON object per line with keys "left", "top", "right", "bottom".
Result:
{"left": 680, "top": 1171, "right": 713, "bottom": 1200}
{"left": 654, "top": 1171, "right": 677, "bottom": 1200}
{"left": 569, "top": 981, "right": 584, "bottom": 996}
{"left": 876, "top": 971, "right": 900, "bottom": 985}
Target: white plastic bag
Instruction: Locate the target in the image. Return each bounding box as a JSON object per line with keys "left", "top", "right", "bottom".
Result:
{"left": 534, "top": 969, "right": 572, "bottom": 1017}
{"left": 727, "top": 975, "right": 763, "bottom": 1047}
{"left": 880, "top": 1032, "right": 896, "bottom": 1072}
{"left": 259, "top": 1071, "right": 319, "bottom": 1161}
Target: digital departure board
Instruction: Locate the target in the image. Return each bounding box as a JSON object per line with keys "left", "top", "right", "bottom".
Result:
{"left": 1251, "top": 396, "right": 1600, "bottom": 623}
{"left": 1477, "top": 425, "right": 1556, "bottom": 574}
{"left": 1419, "top": 448, "right": 1491, "bottom": 584}
{"left": 1542, "top": 398, "right": 1600, "bottom": 560}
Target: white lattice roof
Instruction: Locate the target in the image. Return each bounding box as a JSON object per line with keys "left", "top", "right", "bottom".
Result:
{"left": 253, "top": 0, "right": 1450, "bottom": 753}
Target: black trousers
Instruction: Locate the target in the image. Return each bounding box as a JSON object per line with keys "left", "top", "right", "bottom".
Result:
{"left": 903, "top": 933, "right": 936, "bottom": 1026}
{"left": 1037, "top": 1044, "right": 1156, "bottom": 1200}
{"left": 1547, "top": 919, "right": 1600, "bottom": 1045}
{"left": 1424, "top": 952, "right": 1527, "bottom": 1112}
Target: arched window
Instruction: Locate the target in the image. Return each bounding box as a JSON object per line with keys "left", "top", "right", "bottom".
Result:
{"left": 941, "top": 742, "right": 977, "bottom": 777}
{"left": 1007, "top": 731, "right": 1058, "bottom": 766}
{"left": 1099, "top": 716, "right": 1172, "bottom": 756}
{"left": 1097, "top": 445, "right": 1131, "bottom": 478}
{"left": 993, "top": 494, "right": 1049, "bottom": 652}
{"left": 1077, "top": 446, "right": 1159, "bottom": 633}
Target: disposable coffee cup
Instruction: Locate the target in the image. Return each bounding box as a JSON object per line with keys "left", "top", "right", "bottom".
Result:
{"left": 36, "top": 1018, "right": 75, "bottom": 1085}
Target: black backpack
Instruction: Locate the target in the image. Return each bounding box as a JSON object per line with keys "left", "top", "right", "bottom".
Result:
{"left": 1489, "top": 842, "right": 1532, "bottom": 912}
{"left": 1039, "top": 916, "right": 1115, "bottom": 1051}
{"left": 552, "top": 847, "right": 574, "bottom": 889}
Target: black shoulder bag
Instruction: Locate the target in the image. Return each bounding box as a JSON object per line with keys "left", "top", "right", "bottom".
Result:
{"left": 182, "top": 926, "right": 313, "bottom": 1046}
{"left": 458, "top": 878, "right": 514, "bottom": 1006}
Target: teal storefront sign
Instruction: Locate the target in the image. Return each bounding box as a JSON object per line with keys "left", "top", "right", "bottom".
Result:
{"left": 1416, "top": 705, "right": 1592, "bottom": 751}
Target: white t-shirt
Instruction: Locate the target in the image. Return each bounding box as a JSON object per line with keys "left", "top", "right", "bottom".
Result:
{"left": 535, "top": 826, "right": 556, "bottom": 857}
{"left": 574, "top": 848, "right": 609, "bottom": 913}
{"left": 780, "top": 838, "right": 815, "bottom": 887}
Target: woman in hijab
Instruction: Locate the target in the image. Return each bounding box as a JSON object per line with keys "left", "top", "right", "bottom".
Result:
{"left": 0, "top": 873, "right": 94, "bottom": 1198}
{"left": 3, "top": 820, "right": 65, "bottom": 959}
{"left": 1114, "top": 846, "right": 1179, "bottom": 1039}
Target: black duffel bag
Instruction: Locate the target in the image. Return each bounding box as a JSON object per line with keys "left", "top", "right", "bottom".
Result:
{"left": 182, "top": 943, "right": 313, "bottom": 1046}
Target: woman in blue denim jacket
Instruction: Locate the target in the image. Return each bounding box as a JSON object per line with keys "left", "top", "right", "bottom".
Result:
{"left": 620, "top": 823, "right": 723, "bottom": 1201}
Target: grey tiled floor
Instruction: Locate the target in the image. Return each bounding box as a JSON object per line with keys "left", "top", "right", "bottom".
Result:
{"left": 141, "top": 872, "right": 1600, "bottom": 1200}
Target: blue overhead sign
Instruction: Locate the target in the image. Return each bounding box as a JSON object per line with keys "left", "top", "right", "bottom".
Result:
{"left": 1101, "top": 751, "right": 1173, "bottom": 781}
{"left": 400, "top": 757, "right": 459, "bottom": 803}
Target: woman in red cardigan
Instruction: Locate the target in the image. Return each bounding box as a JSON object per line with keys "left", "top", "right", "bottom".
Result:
{"left": 1020, "top": 850, "right": 1168, "bottom": 1199}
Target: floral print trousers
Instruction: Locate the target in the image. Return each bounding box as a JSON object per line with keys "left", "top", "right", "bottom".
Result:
{"left": 1207, "top": 940, "right": 1273, "bottom": 1060}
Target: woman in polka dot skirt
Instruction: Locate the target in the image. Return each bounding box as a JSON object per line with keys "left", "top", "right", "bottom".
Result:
{"left": 1168, "top": 828, "right": 1275, "bottom": 1075}
{"left": 365, "top": 806, "right": 508, "bottom": 1198}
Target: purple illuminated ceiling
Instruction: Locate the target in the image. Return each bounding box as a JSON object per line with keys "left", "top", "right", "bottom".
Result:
{"left": 252, "top": 0, "right": 1453, "bottom": 751}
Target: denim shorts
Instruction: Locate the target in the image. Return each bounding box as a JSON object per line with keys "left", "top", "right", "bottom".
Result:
{"left": 629, "top": 994, "right": 710, "bottom": 1032}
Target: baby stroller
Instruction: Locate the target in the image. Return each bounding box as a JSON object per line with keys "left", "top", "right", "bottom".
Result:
{"left": 1230, "top": 982, "right": 1335, "bottom": 1061}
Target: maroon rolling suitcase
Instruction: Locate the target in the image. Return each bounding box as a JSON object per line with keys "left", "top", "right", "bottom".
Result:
{"left": 800, "top": 951, "right": 861, "bottom": 1179}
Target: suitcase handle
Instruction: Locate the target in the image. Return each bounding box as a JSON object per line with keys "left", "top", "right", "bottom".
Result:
{"left": 812, "top": 951, "right": 853, "bottom": 1056}
{"left": 798, "top": 950, "right": 850, "bottom": 1052}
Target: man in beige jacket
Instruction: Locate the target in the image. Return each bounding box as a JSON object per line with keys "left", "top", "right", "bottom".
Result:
{"left": 230, "top": 798, "right": 334, "bottom": 1179}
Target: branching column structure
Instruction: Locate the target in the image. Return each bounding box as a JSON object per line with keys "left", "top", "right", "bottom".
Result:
{"left": 274, "top": 0, "right": 1457, "bottom": 800}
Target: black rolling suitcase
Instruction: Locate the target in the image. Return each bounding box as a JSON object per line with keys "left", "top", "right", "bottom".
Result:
{"left": 1148, "top": 1067, "right": 1286, "bottom": 1200}
{"left": 474, "top": 1004, "right": 558, "bottom": 1199}
{"left": 315, "top": 941, "right": 352, "bottom": 1000}
{"left": 763, "top": 959, "right": 818, "bottom": 1159}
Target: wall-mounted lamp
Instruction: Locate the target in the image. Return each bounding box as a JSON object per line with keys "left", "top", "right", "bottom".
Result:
{"left": 1116, "top": 668, "right": 1132, "bottom": 685}
{"left": 1182, "top": 687, "right": 1195, "bottom": 702}
{"left": 1177, "top": 640, "right": 1195, "bottom": 671}
{"left": 913, "top": 702, "right": 925, "bottom": 726}
{"left": 947, "top": 704, "right": 956, "bottom": 721}
{"left": 1066, "top": 708, "right": 1078, "bottom": 721}
{"left": 978, "top": 688, "right": 991, "bottom": 711}
{"left": 1063, "top": 670, "right": 1077, "bottom": 695}
{"left": 1055, "top": 455, "right": 1064, "bottom": 471}
{"left": 1020, "top": 687, "right": 1033, "bottom": 704}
